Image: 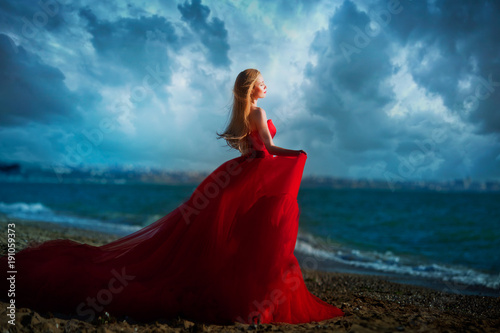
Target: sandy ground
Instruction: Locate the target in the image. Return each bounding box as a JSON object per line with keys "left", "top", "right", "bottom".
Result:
{"left": 0, "top": 218, "right": 499, "bottom": 332}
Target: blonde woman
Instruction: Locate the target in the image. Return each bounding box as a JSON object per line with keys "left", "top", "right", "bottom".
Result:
{"left": 1, "top": 69, "right": 344, "bottom": 325}
{"left": 218, "top": 68, "right": 306, "bottom": 158}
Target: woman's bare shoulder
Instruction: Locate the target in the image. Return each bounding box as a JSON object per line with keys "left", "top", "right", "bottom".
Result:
{"left": 248, "top": 107, "right": 267, "bottom": 132}
{"left": 249, "top": 107, "right": 267, "bottom": 121}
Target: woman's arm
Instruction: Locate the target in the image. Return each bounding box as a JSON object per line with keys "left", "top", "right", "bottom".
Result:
{"left": 249, "top": 108, "right": 306, "bottom": 157}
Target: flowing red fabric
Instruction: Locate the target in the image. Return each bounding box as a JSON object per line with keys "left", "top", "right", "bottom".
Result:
{"left": 1, "top": 119, "right": 344, "bottom": 325}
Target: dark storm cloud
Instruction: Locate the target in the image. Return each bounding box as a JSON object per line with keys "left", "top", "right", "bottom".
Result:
{"left": 78, "top": 7, "right": 178, "bottom": 85}
{"left": 304, "top": 0, "right": 396, "bottom": 152}
{"left": 178, "top": 0, "right": 231, "bottom": 67}
{"left": 0, "top": 0, "right": 66, "bottom": 33}
{"left": 385, "top": 0, "right": 500, "bottom": 134}
{"left": 0, "top": 33, "right": 82, "bottom": 127}
{"left": 301, "top": 0, "right": 500, "bottom": 180}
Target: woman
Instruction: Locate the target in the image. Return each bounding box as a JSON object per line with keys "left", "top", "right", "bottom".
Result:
{"left": 217, "top": 69, "right": 305, "bottom": 158}
{"left": 0, "top": 69, "right": 344, "bottom": 325}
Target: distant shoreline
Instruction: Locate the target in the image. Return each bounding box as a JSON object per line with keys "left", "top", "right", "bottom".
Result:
{"left": 2, "top": 176, "right": 500, "bottom": 193}
{"left": 1, "top": 162, "right": 500, "bottom": 192}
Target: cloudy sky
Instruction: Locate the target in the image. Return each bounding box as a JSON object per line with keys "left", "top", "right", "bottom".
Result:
{"left": 1, "top": 0, "right": 499, "bottom": 181}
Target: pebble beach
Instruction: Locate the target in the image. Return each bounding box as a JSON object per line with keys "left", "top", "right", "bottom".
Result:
{"left": 1, "top": 218, "right": 499, "bottom": 332}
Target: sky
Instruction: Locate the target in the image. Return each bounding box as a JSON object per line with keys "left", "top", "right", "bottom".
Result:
{"left": 0, "top": 0, "right": 499, "bottom": 181}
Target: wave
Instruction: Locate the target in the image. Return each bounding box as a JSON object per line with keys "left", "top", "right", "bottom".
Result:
{"left": 2, "top": 201, "right": 498, "bottom": 293}
{"left": 0, "top": 201, "right": 140, "bottom": 235}
{"left": 295, "top": 230, "right": 500, "bottom": 292}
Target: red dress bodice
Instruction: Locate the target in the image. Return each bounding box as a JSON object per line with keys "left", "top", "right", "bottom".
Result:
{"left": 247, "top": 119, "right": 276, "bottom": 157}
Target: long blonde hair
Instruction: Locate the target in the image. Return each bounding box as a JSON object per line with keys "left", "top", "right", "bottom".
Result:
{"left": 217, "top": 69, "right": 261, "bottom": 154}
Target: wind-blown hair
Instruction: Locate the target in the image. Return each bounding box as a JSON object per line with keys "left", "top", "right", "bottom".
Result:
{"left": 217, "top": 69, "right": 261, "bottom": 154}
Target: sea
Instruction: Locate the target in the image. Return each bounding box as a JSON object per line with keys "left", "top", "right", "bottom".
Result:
{"left": 1, "top": 181, "right": 499, "bottom": 297}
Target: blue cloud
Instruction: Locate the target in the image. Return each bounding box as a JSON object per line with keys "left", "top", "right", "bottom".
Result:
{"left": 300, "top": 0, "right": 500, "bottom": 180}
{"left": 178, "top": 0, "right": 231, "bottom": 67}
{"left": 0, "top": 33, "right": 82, "bottom": 126}
{"left": 303, "top": 0, "right": 396, "bottom": 152}
{"left": 385, "top": 0, "right": 500, "bottom": 135}
{"left": 78, "top": 7, "right": 178, "bottom": 85}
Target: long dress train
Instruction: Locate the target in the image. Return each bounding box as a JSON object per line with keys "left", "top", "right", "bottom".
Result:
{"left": 0, "top": 119, "right": 344, "bottom": 325}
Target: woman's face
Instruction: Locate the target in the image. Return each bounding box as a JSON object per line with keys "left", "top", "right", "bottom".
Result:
{"left": 252, "top": 74, "right": 267, "bottom": 100}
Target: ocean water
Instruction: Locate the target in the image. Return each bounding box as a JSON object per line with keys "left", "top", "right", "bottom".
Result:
{"left": 296, "top": 188, "right": 500, "bottom": 295}
{"left": 1, "top": 181, "right": 499, "bottom": 295}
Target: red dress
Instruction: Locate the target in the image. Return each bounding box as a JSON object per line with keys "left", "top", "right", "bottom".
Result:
{"left": 0, "top": 119, "right": 344, "bottom": 325}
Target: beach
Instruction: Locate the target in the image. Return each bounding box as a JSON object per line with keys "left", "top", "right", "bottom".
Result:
{"left": 1, "top": 218, "right": 499, "bottom": 332}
